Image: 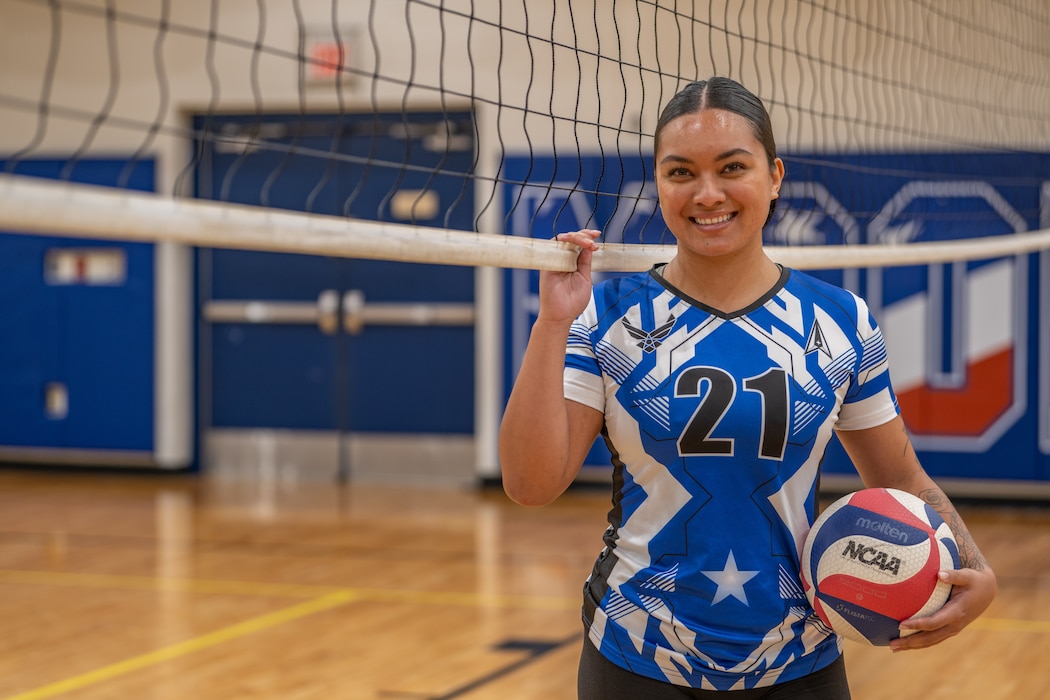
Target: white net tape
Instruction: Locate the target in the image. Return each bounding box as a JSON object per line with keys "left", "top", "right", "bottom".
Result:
{"left": 4, "top": 173, "right": 1048, "bottom": 272}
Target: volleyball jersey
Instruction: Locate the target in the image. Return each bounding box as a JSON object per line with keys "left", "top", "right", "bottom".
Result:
{"left": 564, "top": 265, "right": 899, "bottom": 691}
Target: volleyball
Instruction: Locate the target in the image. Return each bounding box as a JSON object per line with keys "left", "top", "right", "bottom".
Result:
{"left": 801, "top": 488, "right": 960, "bottom": 646}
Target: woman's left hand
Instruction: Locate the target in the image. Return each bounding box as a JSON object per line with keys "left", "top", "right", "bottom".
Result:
{"left": 888, "top": 557, "right": 998, "bottom": 652}
{"left": 837, "top": 417, "right": 998, "bottom": 653}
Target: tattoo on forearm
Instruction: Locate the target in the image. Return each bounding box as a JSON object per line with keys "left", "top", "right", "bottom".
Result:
{"left": 918, "top": 487, "right": 989, "bottom": 572}
{"left": 892, "top": 423, "right": 990, "bottom": 573}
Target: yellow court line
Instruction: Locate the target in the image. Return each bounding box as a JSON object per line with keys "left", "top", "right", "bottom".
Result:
{"left": 970, "top": 617, "right": 1050, "bottom": 634}
{"left": 0, "top": 568, "right": 1046, "bottom": 700}
{"left": 0, "top": 572, "right": 576, "bottom": 700}
{"left": 0, "top": 568, "right": 341, "bottom": 598}
{"left": 0, "top": 568, "right": 580, "bottom": 610}
{"left": 3, "top": 569, "right": 1047, "bottom": 623}
{"left": 359, "top": 586, "right": 580, "bottom": 611}
{"left": 1, "top": 590, "right": 359, "bottom": 700}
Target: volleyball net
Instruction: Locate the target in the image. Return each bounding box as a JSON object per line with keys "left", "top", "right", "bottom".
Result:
{"left": 2, "top": 0, "right": 1050, "bottom": 482}
{"left": 1, "top": 0, "right": 1049, "bottom": 271}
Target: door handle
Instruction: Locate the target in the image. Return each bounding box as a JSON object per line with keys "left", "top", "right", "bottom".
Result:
{"left": 202, "top": 289, "right": 341, "bottom": 335}
{"left": 342, "top": 289, "right": 474, "bottom": 333}
{"left": 316, "top": 289, "right": 340, "bottom": 335}
{"left": 203, "top": 290, "right": 474, "bottom": 335}
{"left": 343, "top": 289, "right": 366, "bottom": 335}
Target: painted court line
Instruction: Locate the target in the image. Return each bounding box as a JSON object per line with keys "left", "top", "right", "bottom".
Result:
{"left": 0, "top": 568, "right": 580, "bottom": 609}
{"left": 970, "top": 616, "right": 1050, "bottom": 634}
{"left": 1, "top": 590, "right": 358, "bottom": 700}
{"left": 0, "top": 568, "right": 341, "bottom": 598}
{"left": 1, "top": 569, "right": 1045, "bottom": 700}
{"left": 0, "top": 571, "right": 577, "bottom": 700}
{"left": 2, "top": 569, "right": 1044, "bottom": 623}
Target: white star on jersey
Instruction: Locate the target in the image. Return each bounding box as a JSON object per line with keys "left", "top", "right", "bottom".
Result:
{"left": 702, "top": 551, "right": 760, "bottom": 605}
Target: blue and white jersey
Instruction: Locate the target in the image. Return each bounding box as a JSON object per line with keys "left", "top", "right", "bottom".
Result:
{"left": 565, "top": 265, "right": 899, "bottom": 691}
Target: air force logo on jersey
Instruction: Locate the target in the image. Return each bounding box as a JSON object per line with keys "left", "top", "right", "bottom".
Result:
{"left": 622, "top": 314, "right": 677, "bottom": 353}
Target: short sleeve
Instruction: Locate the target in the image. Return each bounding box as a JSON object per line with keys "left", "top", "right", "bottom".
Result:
{"left": 835, "top": 300, "right": 900, "bottom": 431}
{"left": 563, "top": 296, "right": 605, "bottom": 412}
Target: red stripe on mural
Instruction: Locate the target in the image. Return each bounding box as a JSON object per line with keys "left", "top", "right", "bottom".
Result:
{"left": 897, "top": 349, "right": 1013, "bottom": 436}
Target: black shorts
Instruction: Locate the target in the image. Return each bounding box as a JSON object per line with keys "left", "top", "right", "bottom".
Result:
{"left": 577, "top": 639, "right": 851, "bottom": 700}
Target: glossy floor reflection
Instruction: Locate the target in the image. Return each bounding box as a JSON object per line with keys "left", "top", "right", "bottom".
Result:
{"left": 0, "top": 469, "right": 1047, "bottom": 700}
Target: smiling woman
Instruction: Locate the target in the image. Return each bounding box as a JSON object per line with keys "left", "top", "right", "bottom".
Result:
{"left": 0, "top": 3, "right": 1047, "bottom": 699}
{"left": 653, "top": 107, "right": 784, "bottom": 310}
{"left": 499, "top": 77, "right": 997, "bottom": 699}
{"left": 650, "top": 79, "right": 784, "bottom": 311}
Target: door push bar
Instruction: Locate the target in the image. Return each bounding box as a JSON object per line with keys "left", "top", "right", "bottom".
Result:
{"left": 203, "top": 290, "right": 474, "bottom": 335}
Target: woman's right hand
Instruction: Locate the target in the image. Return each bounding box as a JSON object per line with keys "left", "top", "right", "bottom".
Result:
{"left": 539, "top": 229, "right": 602, "bottom": 323}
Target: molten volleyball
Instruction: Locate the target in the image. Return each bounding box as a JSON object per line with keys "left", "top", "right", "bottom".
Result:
{"left": 801, "top": 488, "right": 960, "bottom": 646}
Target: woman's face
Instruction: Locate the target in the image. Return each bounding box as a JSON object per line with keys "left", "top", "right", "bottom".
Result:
{"left": 655, "top": 108, "right": 784, "bottom": 261}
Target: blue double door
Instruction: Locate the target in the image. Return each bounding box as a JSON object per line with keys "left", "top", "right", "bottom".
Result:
{"left": 195, "top": 112, "right": 476, "bottom": 476}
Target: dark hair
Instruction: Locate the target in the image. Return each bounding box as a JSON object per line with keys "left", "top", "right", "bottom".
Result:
{"left": 655, "top": 77, "right": 777, "bottom": 163}
{"left": 655, "top": 77, "right": 781, "bottom": 224}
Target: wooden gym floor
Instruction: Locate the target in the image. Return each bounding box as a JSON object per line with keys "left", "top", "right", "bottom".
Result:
{"left": 0, "top": 468, "right": 1047, "bottom": 700}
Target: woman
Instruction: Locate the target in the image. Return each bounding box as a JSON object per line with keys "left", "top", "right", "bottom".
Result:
{"left": 498, "top": 77, "right": 996, "bottom": 699}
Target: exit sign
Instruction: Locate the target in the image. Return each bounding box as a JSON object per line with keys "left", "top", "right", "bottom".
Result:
{"left": 303, "top": 27, "right": 356, "bottom": 83}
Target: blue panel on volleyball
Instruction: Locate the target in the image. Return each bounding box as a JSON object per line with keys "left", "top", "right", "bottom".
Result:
{"left": 0, "top": 159, "right": 156, "bottom": 455}
{"left": 813, "top": 594, "right": 903, "bottom": 647}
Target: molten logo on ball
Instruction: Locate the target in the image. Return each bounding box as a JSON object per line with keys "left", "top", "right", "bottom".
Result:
{"left": 855, "top": 516, "right": 911, "bottom": 543}
{"left": 800, "top": 488, "right": 961, "bottom": 646}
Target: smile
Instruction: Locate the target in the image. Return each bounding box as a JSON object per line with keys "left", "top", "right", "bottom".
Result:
{"left": 690, "top": 212, "right": 735, "bottom": 226}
